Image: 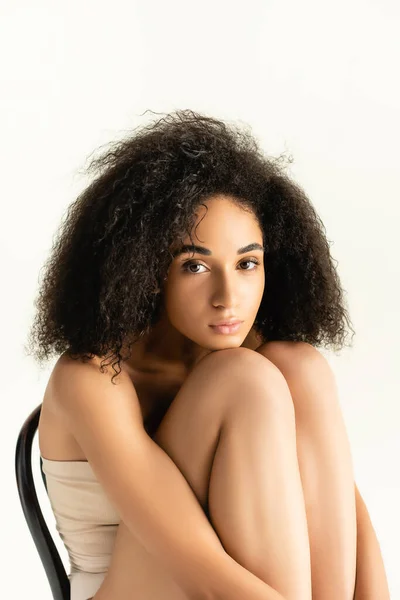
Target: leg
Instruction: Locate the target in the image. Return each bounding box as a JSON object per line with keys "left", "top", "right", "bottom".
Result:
{"left": 256, "top": 341, "right": 357, "bottom": 600}
{"left": 203, "top": 355, "right": 313, "bottom": 600}
{"left": 97, "top": 348, "right": 312, "bottom": 600}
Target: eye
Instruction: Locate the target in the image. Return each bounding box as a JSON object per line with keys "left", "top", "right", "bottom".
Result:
{"left": 181, "top": 258, "right": 261, "bottom": 274}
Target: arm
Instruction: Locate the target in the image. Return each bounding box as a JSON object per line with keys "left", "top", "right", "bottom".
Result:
{"left": 52, "top": 357, "right": 285, "bottom": 600}
{"left": 353, "top": 484, "right": 390, "bottom": 600}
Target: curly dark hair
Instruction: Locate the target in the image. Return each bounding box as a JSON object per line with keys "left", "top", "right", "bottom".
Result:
{"left": 26, "top": 109, "right": 355, "bottom": 381}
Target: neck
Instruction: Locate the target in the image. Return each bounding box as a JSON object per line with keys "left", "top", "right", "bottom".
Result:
{"left": 124, "top": 311, "right": 262, "bottom": 375}
{"left": 124, "top": 313, "right": 202, "bottom": 375}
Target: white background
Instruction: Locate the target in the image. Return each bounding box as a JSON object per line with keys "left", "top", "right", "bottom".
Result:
{"left": 2, "top": 0, "right": 399, "bottom": 597}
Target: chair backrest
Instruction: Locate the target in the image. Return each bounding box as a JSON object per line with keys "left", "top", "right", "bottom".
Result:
{"left": 15, "top": 403, "right": 70, "bottom": 600}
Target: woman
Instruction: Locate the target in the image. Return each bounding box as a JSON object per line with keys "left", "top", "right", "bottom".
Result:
{"left": 29, "top": 109, "right": 362, "bottom": 600}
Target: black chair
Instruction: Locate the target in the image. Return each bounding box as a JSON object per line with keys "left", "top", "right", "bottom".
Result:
{"left": 15, "top": 402, "right": 70, "bottom": 600}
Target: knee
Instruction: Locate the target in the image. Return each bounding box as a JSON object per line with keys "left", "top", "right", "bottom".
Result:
{"left": 194, "top": 347, "right": 294, "bottom": 415}
{"left": 209, "top": 347, "right": 288, "bottom": 385}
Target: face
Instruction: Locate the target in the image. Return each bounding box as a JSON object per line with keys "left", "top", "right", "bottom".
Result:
{"left": 161, "top": 195, "right": 265, "bottom": 363}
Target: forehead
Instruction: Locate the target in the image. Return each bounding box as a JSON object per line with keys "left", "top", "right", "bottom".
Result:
{"left": 169, "top": 196, "right": 263, "bottom": 257}
{"left": 189, "top": 197, "right": 262, "bottom": 238}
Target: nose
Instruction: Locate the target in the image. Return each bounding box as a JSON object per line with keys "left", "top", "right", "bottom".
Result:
{"left": 211, "top": 274, "right": 240, "bottom": 309}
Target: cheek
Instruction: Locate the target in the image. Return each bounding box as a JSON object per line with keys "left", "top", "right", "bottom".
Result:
{"left": 164, "top": 284, "right": 192, "bottom": 315}
{"left": 258, "top": 272, "right": 265, "bottom": 296}
{"left": 251, "top": 280, "right": 265, "bottom": 313}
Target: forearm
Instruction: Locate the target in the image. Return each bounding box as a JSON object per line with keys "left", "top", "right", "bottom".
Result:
{"left": 353, "top": 485, "right": 390, "bottom": 600}
{"left": 207, "top": 552, "right": 286, "bottom": 600}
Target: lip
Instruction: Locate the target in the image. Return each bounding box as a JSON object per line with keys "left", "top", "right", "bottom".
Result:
{"left": 209, "top": 321, "right": 243, "bottom": 335}
{"left": 210, "top": 319, "right": 242, "bottom": 326}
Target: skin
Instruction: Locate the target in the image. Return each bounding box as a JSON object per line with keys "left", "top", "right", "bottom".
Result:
{"left": 121, "top": 194, "right": 358, "bottom": 597}
{"left": 120, "top": 196, "right": 357, "bottom": 600}
{"left": 256, "top": 341, "right": 357, "bottom": 598}
{"left": 41, "top": 193, "right": 375, "bottom": 598}
{"left": 125, "top": 194, "right": 266, "bottom": 374}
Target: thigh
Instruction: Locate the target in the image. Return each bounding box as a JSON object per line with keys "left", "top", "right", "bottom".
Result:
{"left": 95, "top": 347, "right": 287, "bottom": 600}
{"left": 153, "top": 346, "right": 288, "bottom": 512}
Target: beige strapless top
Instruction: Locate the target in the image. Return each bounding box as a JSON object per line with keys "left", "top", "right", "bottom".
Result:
{"left": 40, "top": 456, "right": 121, "bottom": 576}
{"left": 41, "top": 456, "right": 190, "bottom": 600}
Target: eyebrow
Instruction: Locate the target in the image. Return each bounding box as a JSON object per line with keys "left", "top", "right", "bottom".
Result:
{"left": 172, "top": 242, "right": 265, "bottom": 258}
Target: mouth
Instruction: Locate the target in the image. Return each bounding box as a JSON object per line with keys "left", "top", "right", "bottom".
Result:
{"left": 209, "top": 321, "right": 243, "bottom": 334}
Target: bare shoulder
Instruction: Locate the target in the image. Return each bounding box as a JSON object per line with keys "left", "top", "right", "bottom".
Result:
{"left": 51, "top": 352, "right": 131, "bottom": 390}
{"left": 39, "top": 352, "right": 144, "bottom": 460}
{"left": 47, "top": 352, "right": 141, "bottom": 425}
{"left": 53, "top": 351, "right": 128, "bottom": 377}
